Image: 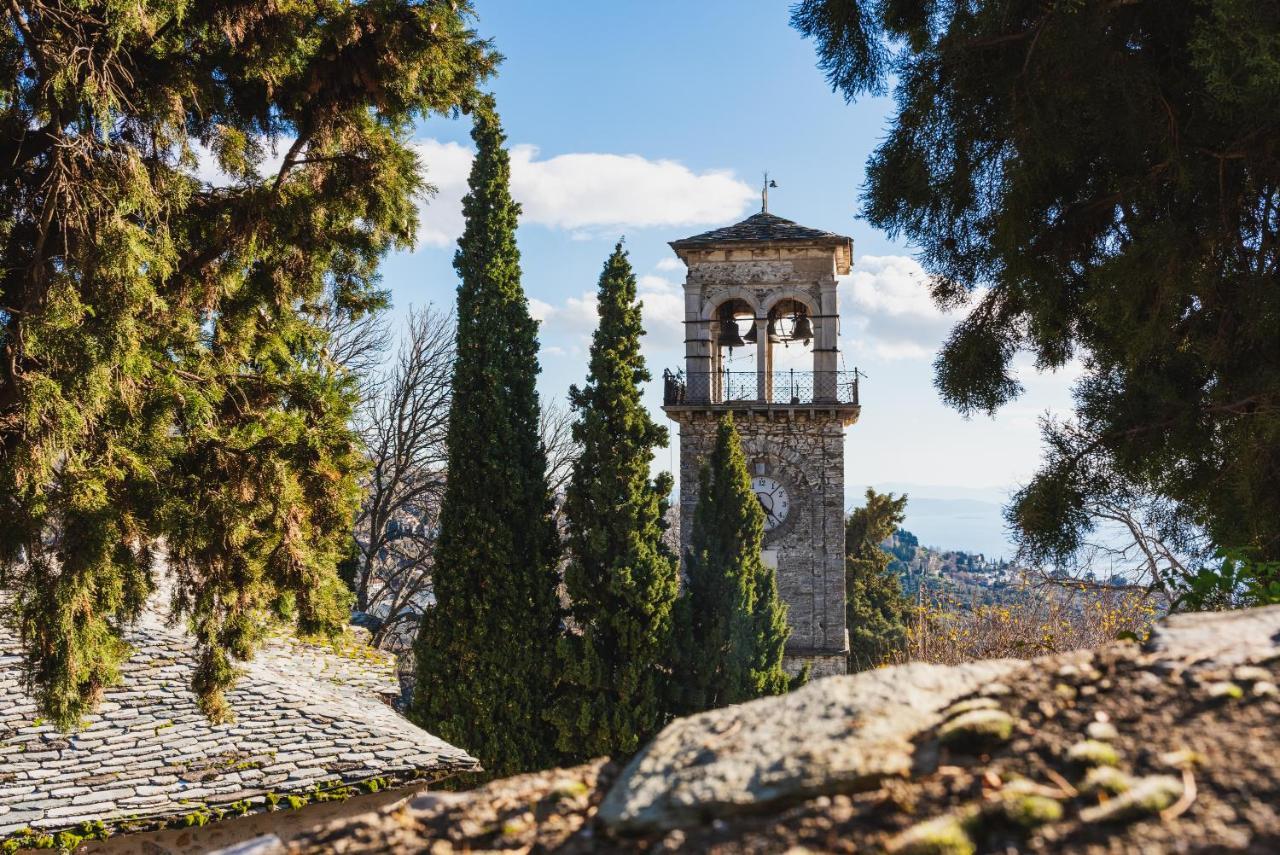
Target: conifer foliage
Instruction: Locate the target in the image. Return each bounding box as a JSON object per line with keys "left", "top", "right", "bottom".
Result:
{"left": 845, "top": 488, "right": 910, "bottom": 671}
{"left": 0, "top": 0, "right": 495, "bottom": 728}
{"left": 552, "top": 243, "right": 680, "bottom": 759}
{"left": 793, "top": 0, "right": 1280, "bottom": 564}
{"left": 672, "top": 415, "right": 790, "bottom": 714}
{"left": 410, "top": 96, "right": 563, "bottom": 779}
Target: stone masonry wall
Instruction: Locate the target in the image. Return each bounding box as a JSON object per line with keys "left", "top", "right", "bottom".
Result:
{"left": 784, "top": 649, "right": 848, "bottom": 680}
{"left": 673, "top": 409, "right": 848, "bottom": 671}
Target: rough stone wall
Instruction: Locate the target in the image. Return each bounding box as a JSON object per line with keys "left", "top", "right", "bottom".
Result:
{"left": 275, "top": 606, "right": 1280, "bottom": 854}
{"left": 672, "top": 409, "right": 848, "bottom": 671}
{"left": 783, "top": 650, "right": 847, "bottom": 680}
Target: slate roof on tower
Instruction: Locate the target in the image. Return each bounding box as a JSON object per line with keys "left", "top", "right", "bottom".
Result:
{"left": 669, "top": 211, "right": 852, "bottom": 249}
{"left": 0, "top": 577, "right": 478, "bottom": 843}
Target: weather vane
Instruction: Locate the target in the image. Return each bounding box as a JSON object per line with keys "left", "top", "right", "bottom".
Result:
{"left": 762, "top": 171, "right": 778, "bottom": 213}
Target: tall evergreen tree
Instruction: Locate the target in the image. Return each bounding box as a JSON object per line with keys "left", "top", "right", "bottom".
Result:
{"left": 748, "top": 536, "right": 793, "bottom": 697}
{"left": 552, "top": 243, "right": 680, "bottom": 760}
{"left": 410, "top": 96, "right": 562, "bottom": 779}
{"left": 672, "top": 415, "right": 790, "bottom": 714}
{"left": 0, "top": 0, "right": 495, "bottom": 728}
{"left": 845, "top": 489, "right": 910, "bottom": 671}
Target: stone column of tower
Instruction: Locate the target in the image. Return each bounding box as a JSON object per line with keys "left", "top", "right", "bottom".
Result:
{"left": 663, "top": 210, "right": 859, "bottom": 678}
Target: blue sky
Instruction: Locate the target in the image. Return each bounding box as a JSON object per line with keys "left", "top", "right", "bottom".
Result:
{"left": 374, "top": 2, "right": 1082, "bottom": 557}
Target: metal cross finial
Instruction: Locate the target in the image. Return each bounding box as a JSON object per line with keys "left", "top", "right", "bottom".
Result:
{"left": 762, "top": 172, "right": 778, "bottom": 213}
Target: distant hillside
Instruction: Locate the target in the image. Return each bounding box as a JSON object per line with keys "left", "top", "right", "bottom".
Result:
{"left": 857, "top": 483, "right": 1017, "bottom": 559}
{"left": 883, "top": 528, "right": 1025, "bottom": 607}
{"left": 882, "top": 527, "right": 1151, "bottom": 615}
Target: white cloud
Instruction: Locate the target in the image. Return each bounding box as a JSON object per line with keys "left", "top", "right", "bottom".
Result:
{"left": 528, "top": 270, "right": 687, "bottom": 375}
{"left": 509, "top": 145, "right": 754, "bottom": 232}
{"left": 637, "top": 274, "right": 685, "bottom": 352}
{"left": 655, "top": 257, "right": 686, "bottom": 273}
{"left": 527, "top": 297, "right": 555, "bottom": 324}
{"left": 864, "top": 339, "right": 935, "bottom": 362}
{"left": 412, "top": 139, "right": 475, "bottom": 248}
{"left": 531, "top": 290, "right": 598, "bottom": 358}
{"left": 847, "top": 255, "right": 947, "bottom": 319}
{"left": 194, "top": 135, "right": 753, "bottom": 248}
{"left": 411, "top": 139, "right": 754, "bottom": 248}
{"left": 840, "top": 254, "right": 970, "bottom": 362}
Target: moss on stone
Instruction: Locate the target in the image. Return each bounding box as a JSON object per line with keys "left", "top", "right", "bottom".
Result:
{"left": 1000, "top": 792, "right": 1064, "bottom": 828}
{"left": 181, "top": 810, "right": 211, "bottom": 828}
{"left": 1079, "top": 775, "right": 1183, "bottom": 824}
{"left": 552, "top": 779, "right": 592, "bottom": 800}
{"left": 2, "top": 819, "right": 111, "bottom": 849}
{"left": 885, "top": 813, "right": 977, "bottom": 855}
{"left": 1157, "top": 749, "right": 1204, "bottom": 770}
{"left": 1066, "top": 739, "right": 1120, "bottom": 768}
{"left": 941, "top": 698, "right": 1001, "bottom": 719}
{"left": 500, "top": 819, "right": 530, "bottom": 837}
{"left": 938, "top": 709, "right": 1015, "bottom": 751}
{"left": 1079, "top": 766, "right": 1133, "bottom": 796}
{"left": 1206, "top": 681, "right": 1244, "bottom": 701}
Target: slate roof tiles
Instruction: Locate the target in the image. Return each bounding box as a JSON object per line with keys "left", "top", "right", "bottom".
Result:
{"left": 669, "top": 211, "right": 851, "bottom": 248}
{"left": 0, "top": 588, "right": 478, "bottom": 840}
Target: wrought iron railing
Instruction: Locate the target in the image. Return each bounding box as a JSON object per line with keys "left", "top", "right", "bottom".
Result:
{"left": 662, "top": 369, "right": 860, "bottom": 406}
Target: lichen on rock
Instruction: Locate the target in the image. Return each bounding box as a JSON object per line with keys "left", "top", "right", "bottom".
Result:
{"left": 1078, "top": 766, "right": 1133, "bottom": 796}
{"left": 885, "top": 812, "right": 977, "bottom": 855}
{"left": 1066, "top": 739, "right": 1121, "bottom": 768}
{"left": 937, "top": 709, "right": 1015, "bottom": 751}
{"left": 1079, "top": 775, "right": 1184, "bottom": 824}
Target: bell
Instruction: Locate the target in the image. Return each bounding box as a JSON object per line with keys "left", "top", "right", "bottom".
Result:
{"left": 791, "top": 312, "right": 814, "bottom": 344}
{"left": 717, "top": 317, "right": 745, "bottom": 349}
{"left": 766, "top": 316, "right": 783, "bottom": 344}
{"left": 743, "top": 321, "right": 758, "bottom": 345}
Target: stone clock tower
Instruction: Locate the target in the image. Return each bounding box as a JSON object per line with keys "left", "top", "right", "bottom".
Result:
{"left": 662, "top": 209, "right": 859, "bottom": 678}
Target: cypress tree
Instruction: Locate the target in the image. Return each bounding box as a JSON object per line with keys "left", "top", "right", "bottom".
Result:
{"left": 672, "top": 415, "right": 790, "bottom": 714}
{"left": 749, "top": 543, "right": 792, "bottom": 697}
{"left": 411, "top": 96, "right": 562, "bottom": 779}
{"left": 552, "top": 243, "right": 680, "bottom": 760}
{"left": 845, "top": 489, "right": 911, "bottom": 671}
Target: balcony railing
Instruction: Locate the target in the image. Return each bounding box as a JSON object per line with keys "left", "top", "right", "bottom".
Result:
{"left": 662, "top": 369, "right": 860, "bottom": 407}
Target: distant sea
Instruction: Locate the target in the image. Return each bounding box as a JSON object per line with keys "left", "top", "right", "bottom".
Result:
{"left": 852, "top": 483, "right": 1019, "bottom": 560}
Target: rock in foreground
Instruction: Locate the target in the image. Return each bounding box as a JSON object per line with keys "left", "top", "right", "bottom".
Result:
{"left": 283, "top": 606, "right": 1280, "bottom": 853}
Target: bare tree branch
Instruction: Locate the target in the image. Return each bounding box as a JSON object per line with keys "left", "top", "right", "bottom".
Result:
{"left": 540, "top": 395, "right": 577, "bottom": 502}
{"left": 1021, "top": 488, "right": 1211, "bottom": 605}
{"left": 308, "top": 281, "right": 391, "bottom": 399}
{"left": 348, "top": 306, "right": 454, "bottom": 650}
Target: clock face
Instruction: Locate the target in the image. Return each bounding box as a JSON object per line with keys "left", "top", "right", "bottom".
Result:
{"left": 752, "top": 476, "right": 791, "bottom": 532}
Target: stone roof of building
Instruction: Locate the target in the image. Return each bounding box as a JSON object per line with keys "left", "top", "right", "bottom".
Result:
{"left": 0, "top": 588, "right": 478, "bottom": 842}
{"left": 669, "top": 211, "right": 852, "bottom": 249}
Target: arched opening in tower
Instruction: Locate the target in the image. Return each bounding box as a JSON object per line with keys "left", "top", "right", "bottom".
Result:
{"left": 711, "top": 297, "right": 759, "bottom": 401}
{"left": 766, "top": 298, "right": 817, "bottom": 403}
